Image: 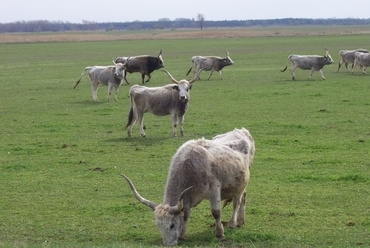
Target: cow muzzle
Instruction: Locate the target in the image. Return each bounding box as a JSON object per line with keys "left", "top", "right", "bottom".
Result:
{"left": 179, "top": 96, "right": 187, "bottom": 102}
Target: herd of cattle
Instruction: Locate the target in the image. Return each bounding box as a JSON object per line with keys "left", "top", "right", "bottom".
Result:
{"left": 72, "top": 47, "right": 368, "bottom": 246}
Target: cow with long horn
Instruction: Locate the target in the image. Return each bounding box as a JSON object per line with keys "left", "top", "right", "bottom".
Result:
{"left": 125, "top": 69, "right": 201, "bottom": 137}
{"left": 186, "top": 51, "right": 234, "bottom": 80}
{"left": 281, "top": 48, "right": 334, "bottom": 80}
{"left": 122, "top": 127, "right": 255, "bottom": 246}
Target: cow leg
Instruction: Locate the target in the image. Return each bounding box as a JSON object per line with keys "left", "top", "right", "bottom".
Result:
{"left": 224, "top": 193, "right": 247, "bottom": 229}
{"left": 124, "top": 73, "right": 130, "bottom": 84}
{"left": 143, "top": 73, "right": 151, "bottom": 84}
{"left": 106, "top": 84, "right": 113, "bottom": 102}
{"left": 228, "top": 192, "right": 243, "bottom": 228}
{"left": 318, "top": 69, "right": 325, "bottom": 80}
{"left": 337, "top": 61, "right": 342, "bottom": 72}
{"left": 361, "top": 65, "right": 367, "bottom": 74}
{"left": 352, "top": 62, "right": 358, "bottom": 74}
{"left": 91, "top": 82, "right": 99, "bottom": 101}
{"left": 290, "top": 67, "right": 296, "bottom": 80}
{"left": 345, "top": 62, "right": 350, "bottom": 72}
{"left": 194, "top": 67, "right": 201, "bottom": 80}
{"left": 218, "top": 71, "right": 223, "bottom": 80}
{"left": 171, "top": 114, "right": 178, "bottom": 137}
{"left": 178, "top": 115, "right": 185, "bottom": 137}
{"left": 207, "top": 70, "right": 214, "bottom": 80}
{"left": 113, "top": 85, "right": 119, "bottom": 101}
{"left": 127, "top": 108, "right": 137, "bottom": 137}
{"left": 210, "top": 191, "right": 224, "bottom": 238}
{"left": 308, "top": 69, "right": 314, "bottom": 79}
{"left": 236, "top": 191, "right": 246, "bottom": 227}
{"left": 137, "top": 113, "right": 147, "bottom": 137}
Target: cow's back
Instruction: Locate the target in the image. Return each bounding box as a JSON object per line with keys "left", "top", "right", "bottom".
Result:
{"left": 130, "top": 84, "right": 178, "bottom": 116}
{"left": 165, "top": 136, "right": 251, "bottom": 204}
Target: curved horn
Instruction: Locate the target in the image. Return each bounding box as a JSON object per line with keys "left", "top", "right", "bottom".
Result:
{"left": 112, "top": 57, "right": 116, "bottom": 65}
{"left": 158, "top": 49, "right": 162, "bottom": 56}
{"left": 120, "top": 174, "right": 158, "bottom": 210}
{"left": 161, "top": 70, "right": 179, "bottom": 84}
{"left": 168, "top": 186, "right": 194, "bottom": 215}
{"left": 324, "top": 47, "right": 329, "bottom": 56}
{"left": 226, "top": 50, "right": 230, "bottom": 57}
{"left": 188, "top": 69, "right": 203, "bottom": 84}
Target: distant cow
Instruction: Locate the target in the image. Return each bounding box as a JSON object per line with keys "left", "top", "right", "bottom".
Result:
{"left": 186, "top": 51, "right": 234, "bottom": 80}
{"left": 73, "top": 62, "right": 125, "bottom": 101}
{"left": 281, "top": 48, "right": 334, "bottom": 80}
{"left": 115, "top": 50, "right": 164, "bottom": 84}
{"left": 337, "top": 49, "right": 369, "bottom": 72}
{"left": 125, "top": 70, "right": 202, "bottom": 137}
{"left": 352, "top": 51, "right": 370, "bottom": 74}
{"left": 122, "top": 127, "right": 255, "bottom": 246}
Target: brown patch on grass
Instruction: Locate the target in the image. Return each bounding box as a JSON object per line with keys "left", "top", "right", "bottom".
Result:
{"left": 2, "top": 27, "right": 370, "bottom": 43}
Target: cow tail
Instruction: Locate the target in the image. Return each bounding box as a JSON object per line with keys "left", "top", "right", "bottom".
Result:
{"left": 281, "top": 56, "right": 291, "bottom": 72}
{"left": 73, "top": 67, "right": 89, "bottom": 89}
{"left": 125, "top": 91, "right": 134, "bottom": 128}
{"left": 186, "top": 66, "right": 193, "bottom": 76}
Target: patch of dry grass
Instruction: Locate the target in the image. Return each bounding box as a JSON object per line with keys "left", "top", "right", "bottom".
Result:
{"left": 1, "top": 26, "right": 370, "bottom": 43}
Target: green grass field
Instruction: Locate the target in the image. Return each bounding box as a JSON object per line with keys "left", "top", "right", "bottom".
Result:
{"left": 0, "top": 29, "right": 369, "bottom": 247}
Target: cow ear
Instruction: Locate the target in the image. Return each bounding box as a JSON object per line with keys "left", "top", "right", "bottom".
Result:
{"left": 189, "top": 84, "right": 193, "bottom": 90}
{"left": 172, "top": 85, "right": 179, "bottom": 91}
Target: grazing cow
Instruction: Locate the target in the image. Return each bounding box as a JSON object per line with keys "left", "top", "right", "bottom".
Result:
{"left": 337, "top": 49, "right": 369, "bottom": 72}
{"left": 73, "top": 62, "right": 125, "bottom": 101}
{"left": 121, "top": 127, "right": 255, "bottom": 246}
{"left": 186, "top": 51, "right": 234, "bottom": 80}
{"left": 281, "top": 48, "right": 334, "bottom": 80}
{"left": 125, "top": 70, "right": 201, "bottom": 137}
{"left": 114, "top": 50, "right": 164, "bottom": 84}
{"left": 352, "top": 51, "right": 370, "bottom": 74}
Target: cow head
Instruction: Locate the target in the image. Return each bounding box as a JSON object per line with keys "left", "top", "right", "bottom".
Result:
{"left": 324, "top": 48, "right": 334, "bottom": 65}
{"left": 112, "top": 61, "right": 125, "bottom": 79}
{"left": 161, "top": 69, "right": 202, "bottom": 102}
{"left": 157, "top": 49, "right": 165, "bottom": 69}
{"left": 121, "top": 175, "right": 193, "bottom": 246}
{"left": 223, "top": 50, "right": 234, "bottom": 66}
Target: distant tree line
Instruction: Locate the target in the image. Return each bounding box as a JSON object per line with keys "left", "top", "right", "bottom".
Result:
{"left": 1, "top": 18, "right": 370, "bottom": 33}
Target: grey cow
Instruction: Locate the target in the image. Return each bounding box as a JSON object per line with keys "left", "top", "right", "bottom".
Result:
{"left": 73, "top": 62, "right": 125, "bottom": 101}
{"left": 122, "top": 127, "right": 255, "bottom": 246}
{"left": 352, "top": 51, "right": 370, "bottom": 74}
{"left": 125, "top": 69, "right": 202, "bottom": 137}
{"left": 115, "top": 50, "right": 164, "bottom": 84}
{"left": 281, "top": 48, "right": 334, "bottom": 80}
{"left": 186, "top": 51, "right": 234, "bottom": 80}
{"left": 337, "top": 49, "right": 369, "bottom": 72}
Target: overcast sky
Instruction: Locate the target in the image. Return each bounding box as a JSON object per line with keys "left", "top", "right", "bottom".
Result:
{"left": 1, "top": 0, "right": 369, "bottom": 23}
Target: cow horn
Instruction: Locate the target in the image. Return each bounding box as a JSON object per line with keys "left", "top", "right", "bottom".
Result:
{"left": 158, "top": 49, "right": 162, "bottom": 56}
{"left": 120, "top": 174, "right": 158, "bottom": 211}
{"left": 161, "top": 70, "right": 179, "bottom": 84}
{"left": 168, "top": 186, "right": 193, "bottom": 215}
{"left": 324, "top": 47, "right": 329, "bottom": 56}
{"left": 112, "top": 57, "right": 116, "bottom": 65}
{"left": 188, "top": 69, "right": 203, "bottom": 84}
{"left": 226, "top": 50, "right": 230, "bottom": 57}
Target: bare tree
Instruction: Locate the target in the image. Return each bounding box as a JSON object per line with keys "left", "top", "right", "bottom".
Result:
{"left": 196, "top": 13, "right": 205, "bottom": 30}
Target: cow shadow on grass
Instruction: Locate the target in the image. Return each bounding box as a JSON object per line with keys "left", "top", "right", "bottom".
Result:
{"left": 178, "top": 227, "right": 277, "bottom": 247}
{"left": 105, "top": 135, "right": 175, "bottom": 146}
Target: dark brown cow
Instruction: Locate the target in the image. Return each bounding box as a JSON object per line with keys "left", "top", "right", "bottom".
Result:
{"left": 115, "top": 50, "right": 164, "bottom": 84}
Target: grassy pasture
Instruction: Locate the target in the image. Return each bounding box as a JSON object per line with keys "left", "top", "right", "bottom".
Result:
{"left": 0, "top": 29, "right": 369, "bottom": 247}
